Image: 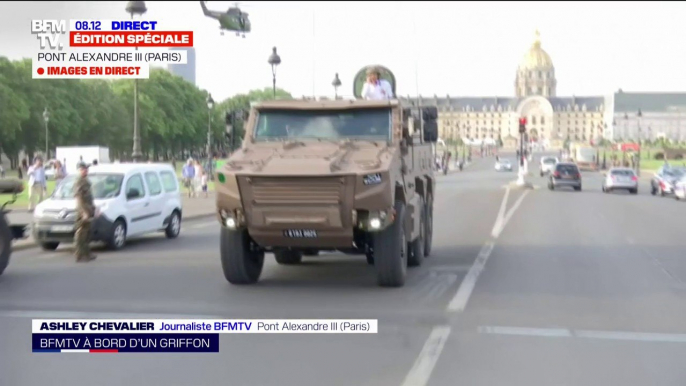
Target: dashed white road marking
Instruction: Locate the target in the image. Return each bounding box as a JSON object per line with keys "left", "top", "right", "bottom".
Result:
{"left": 491, "top": 186, "right": 510, "bottom": 238}
{"left": 498, "top": 190, "right": 530, "bottom": 237}
{"left": 446, "top": 242, "right": 495, "bottom": 312}
{"left": 400, "top": 326, "right": 452, "bottom": 386}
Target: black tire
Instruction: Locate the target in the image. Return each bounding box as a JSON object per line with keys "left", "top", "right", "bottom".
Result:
{"left": 106, "top": 219, "right": 127, "bottom": 250}
{"left": 274, "top": 250, "right": 303, "bottom": 265}
{"left": 540, "top": 171, "right": 544, "bottom": 177}
{"left": 164, "top": 211, "right": 181, "bottom": 239}
{"left": 40, "top": 242, "right": 60, "bottom": 251}
{"left": 220, "top": 227, "right": 264, "bottom": 284}
{"left": 548, "top": 182, "right": 554, "bottom": 190}
{"left": 423, "top": 194, "right": 433, "bottom": 257}
{"left": 302, "top": 249, "right": 319, "bottom": 256}
{"left": 630, "top": 188, "right": 638, "bottom": 195}
{"left": 373, "top": 200, "right": 407, "bottom": 287}
{"left": 650, "top": 183, "right": 657, "bottom": 195}
{"left": 574, "top": 185, "right": 582, "bottom": 191}
{"left": 0, "top": 214, "right": 11, "bottom": 276}
{"left": 408, "top": 201, "right": 425, "bottom": 267}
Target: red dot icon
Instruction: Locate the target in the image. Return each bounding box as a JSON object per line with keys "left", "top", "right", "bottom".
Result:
{"left": 37, "top": 68, "right": 44, "bottom": 75}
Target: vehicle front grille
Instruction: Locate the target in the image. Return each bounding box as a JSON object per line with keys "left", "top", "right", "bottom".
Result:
{"left": 246, "top": 176, "right": 344, "bottom": 206}
{"left": 41, "top": 209, "right": 78, "bottom": 220}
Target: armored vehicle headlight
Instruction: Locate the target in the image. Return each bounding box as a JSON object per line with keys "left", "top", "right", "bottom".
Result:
{"left": 369, "top": 218, "right": 382, "bottom": 230}
{"left": 225, "top": 217, "right": 237, "bottom": 229}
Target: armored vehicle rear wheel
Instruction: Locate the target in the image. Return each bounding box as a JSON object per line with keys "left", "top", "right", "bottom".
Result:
{"left": 0, "top": 213, "right": 11, "bottom": 276}
{"left": 423, "top": 194, "right": 433, "bottom": 257}
{"left": 373, "top": 200, "right": 407, "bottom": 287}
{"left": 275, "top": 250, "right": 303, "bottom": 265}
{"left": 220, "top": 228, "right": 265, "bottom": 285}
{"left": 408, "top": 201, "right": 425, "bottom": 267}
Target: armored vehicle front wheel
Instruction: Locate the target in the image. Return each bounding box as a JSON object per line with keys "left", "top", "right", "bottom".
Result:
{"left": 373, "top": 200, "right": 407, "bottom": 287}
{"left": 274, "top": 250, "right": 303, "bottom": 265}
{"left": 220, "top": 228, "right": 265, "bottom": 285}
{"left": 423, "top": 194, "right": 433, "bottom": 257}
{"left": 408, "top": 200, "right": 425, "bottom": 267}
{"left": 0, "top": 214, "right": 11, "bottom": 276}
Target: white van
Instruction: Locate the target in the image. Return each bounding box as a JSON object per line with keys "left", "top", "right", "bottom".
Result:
{"left": 32, "top": 163, "right": 182, "bottom": 251}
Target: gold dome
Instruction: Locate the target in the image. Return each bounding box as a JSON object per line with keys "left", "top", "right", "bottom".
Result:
{"left": 519, "top": 30, "right": 553, "bottom": 70}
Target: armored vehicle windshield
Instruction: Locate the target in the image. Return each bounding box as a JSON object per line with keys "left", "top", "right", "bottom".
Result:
{"left": 253, "top": 107, "right": 392, "bottom": 142}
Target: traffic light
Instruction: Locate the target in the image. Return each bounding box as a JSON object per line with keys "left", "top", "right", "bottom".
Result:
{"left": 518, "top": 117, "right": 527, "bottom": 134}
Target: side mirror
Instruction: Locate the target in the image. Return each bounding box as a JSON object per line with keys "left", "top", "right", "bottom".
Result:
{"left": 423, "top": 121, "right": 438, "bottom": 143}
{"left": 126, "top": 188, "right": 140, "bottom": 200}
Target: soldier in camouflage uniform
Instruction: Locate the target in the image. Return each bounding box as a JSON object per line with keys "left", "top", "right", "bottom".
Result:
{"left": 74, "top": 163, "right": 97, "bottom": 262}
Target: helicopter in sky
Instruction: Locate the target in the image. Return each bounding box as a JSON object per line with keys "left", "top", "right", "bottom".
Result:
{"left": 200, "top": 1, "right": 251, "bottom": 38}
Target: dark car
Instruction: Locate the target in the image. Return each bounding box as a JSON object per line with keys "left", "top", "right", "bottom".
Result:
{"left": 548, "top": 162, "right": 582, "bottom": 191}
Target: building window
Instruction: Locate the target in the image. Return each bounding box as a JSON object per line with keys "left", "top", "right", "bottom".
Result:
{"left": 532, "top": 116, "right": 537, "bottom": 125}
{"left": 541, "top": 116, "right": 545, "bottom": 124}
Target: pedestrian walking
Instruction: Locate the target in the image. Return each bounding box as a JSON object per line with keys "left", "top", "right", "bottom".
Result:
{"left": 74, "top": 163, "right": 97, "bottom": 263}
{"left": 182, "top": 158, "right": 196, "bottom": 198}
{"left": 193, "top": 160, "right": 203, "bottom": 195}
{"left": 27, "top": 157, "right": 47, "bottom": 212}
{"left": 201, "top": 171, "right": 209, "bottom": 198}
{"left": 54, "top": 160, "right": 66, "bottom": 186}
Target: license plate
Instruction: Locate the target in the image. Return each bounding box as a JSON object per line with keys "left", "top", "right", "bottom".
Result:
{"left": 50, "top": 225, "right": 73, "bottom": 233}
{"left": 283, "top": 229, "right": 318, "bottom": 238}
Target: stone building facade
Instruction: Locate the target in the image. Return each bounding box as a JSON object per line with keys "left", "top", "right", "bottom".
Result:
{"left": 401, "top": 31, "right": 686, "bottom": 146}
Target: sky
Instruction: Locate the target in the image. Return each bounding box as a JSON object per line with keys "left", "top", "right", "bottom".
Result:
{"left": 2, "top": 1, "right": 686, "bottom": 102}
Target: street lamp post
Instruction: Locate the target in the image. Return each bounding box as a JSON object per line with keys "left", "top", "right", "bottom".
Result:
{"left": 42, "top": 107, "right": 50, "bottom": 159}
{"left": 332, "top": 73, "right": 341, "bottom": 99}
{"left": 637, "top": 109, "right": 642, "bottom": 176}
{"left": 206, "top": 93, "right": 214, "bottom": 178}
{"left": 126, "top": 1, "right": 147, "bottom": 162}
{"left": 268, "top": 47, "right": 281, "bottom": 99}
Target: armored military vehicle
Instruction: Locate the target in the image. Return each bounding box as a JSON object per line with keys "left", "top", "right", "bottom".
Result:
{"left": 214, "top": 65, "right": 438, "bottom": 287}
{"left": 0, "top": 178, "right": 30, "bottom": 276}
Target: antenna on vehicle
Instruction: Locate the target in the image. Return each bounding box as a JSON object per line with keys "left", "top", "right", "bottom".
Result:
{"left": 411, "top": 14, "right": 424, "bottom": 140}
{"left": 312, "top": 7, "right": 316, "bottom": 98}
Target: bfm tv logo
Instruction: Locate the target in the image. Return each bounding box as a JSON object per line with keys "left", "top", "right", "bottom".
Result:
{"left": 32, "top": 20, "right": 67, "bottom": 50}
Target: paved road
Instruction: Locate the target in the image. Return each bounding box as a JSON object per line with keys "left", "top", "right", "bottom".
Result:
{"left": 2, "top": 152, "right": 686, "bottom": 386}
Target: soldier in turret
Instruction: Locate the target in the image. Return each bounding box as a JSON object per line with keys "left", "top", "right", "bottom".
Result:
{"left": 74, "top": 163, "right": 97, "bottom": 262}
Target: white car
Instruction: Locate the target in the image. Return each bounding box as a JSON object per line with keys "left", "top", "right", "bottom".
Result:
{"left": 540, "top": 156, "right": 559, "bottom": 176}
{"left": 675, "top": 176, "right": 686, "bottom": 201}
{"left": 32, "top": 163, "right": 182, "bottom": 251}
{"left": 495, "top": 159, "right": 513, "bottom": 171}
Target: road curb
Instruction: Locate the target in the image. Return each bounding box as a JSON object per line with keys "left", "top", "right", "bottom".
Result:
{"left": 10, "top": 212, "right": 217, "bottom": 253}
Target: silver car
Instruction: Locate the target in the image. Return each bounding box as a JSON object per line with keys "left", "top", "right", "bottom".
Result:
{"left": 495, "top": 159, "right": 513, "bottom": 171}
{"left": 539, "top": 156, "right": 559, "bottom": 176}
{"left": 602, "top": 168, "right": 638, "bottom": 194}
